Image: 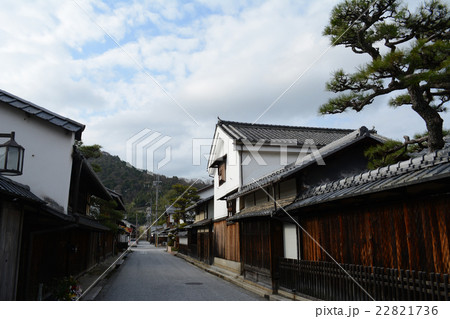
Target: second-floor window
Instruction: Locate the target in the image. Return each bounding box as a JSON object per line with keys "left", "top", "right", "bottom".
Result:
{"left": 218, "top": 160, "right": 226, "bottom": 185}
{"left": 227, "top": 199, "right": 236, "bottom": 217}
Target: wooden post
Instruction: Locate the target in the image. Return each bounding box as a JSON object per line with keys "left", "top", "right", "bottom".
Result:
{"left": 0, "top": 202, "right": 24, "bottom": 300}
{"left": 443, "top": 274, "right": 449, "bottom": 301}
{"left": 430, "top": 273, "right": 436, "bottom": 301}
{"left": 399, "top": 269, "right": 405, "bottom": 301}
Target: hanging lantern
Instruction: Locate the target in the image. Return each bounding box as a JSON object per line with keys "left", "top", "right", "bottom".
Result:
{"left": 0, "top": 132, "right": 25, "bottom": 176}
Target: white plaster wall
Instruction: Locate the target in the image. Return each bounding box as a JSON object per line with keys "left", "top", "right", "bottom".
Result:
{"left": 0, "top": 105, "right": 76, "bottom": 213}
{"left": 242, "top": 148, "right": 304, "bottom": 185}
{"left": 208, "top": 127, "right": 312, "bottom": 219}
{"left": 209, "top": 127, "right": 241, "bottom": 220}
{"left": 283, "top": 223, "right": 298, "bottom": 259}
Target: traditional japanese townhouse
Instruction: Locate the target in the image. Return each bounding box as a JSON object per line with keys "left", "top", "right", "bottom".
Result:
{"left": 278, "top": 146, "right": 450, "bottom": 301}
{"left": 183, "top": 184, "right": 214, "bottom": 263}
{"left": 207, "top": 119, "right": 362, "bottom": 274}
{"left": 0, "top": 176, "right": 46, "bottom": 300}
{"left": 0, "top": 88, "right": 118, "bottom": 300}
{"left": 224, "top": 126, "right": 385, "bottom": 291}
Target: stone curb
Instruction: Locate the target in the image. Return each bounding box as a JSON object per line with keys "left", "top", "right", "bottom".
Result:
{"left": 78, "top": 251, "right": 129, "bottom": 301}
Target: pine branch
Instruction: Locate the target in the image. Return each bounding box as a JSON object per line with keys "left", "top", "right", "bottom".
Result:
{"left": 384, "top": 135, "right": 429, "bottom": 157}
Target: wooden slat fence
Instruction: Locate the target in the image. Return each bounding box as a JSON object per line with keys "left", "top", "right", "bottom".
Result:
{"left": 279, "top": 258, "right": 450, "bottom": 301}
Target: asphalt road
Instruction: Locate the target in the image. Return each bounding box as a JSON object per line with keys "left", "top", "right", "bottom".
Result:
{"left": 95, "top": 241, "right": 264, "bottom": 301}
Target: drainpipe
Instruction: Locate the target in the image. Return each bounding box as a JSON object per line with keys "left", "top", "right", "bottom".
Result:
{"left": 71, "top": 148, "right": 83, "bottom": 216}
{"left": 271, "top": 182, "right": 277, "bottom": 217}
{"left": 239, "top": 144, "right": 244, "bottom": 187}
{"left": 239, "top": 144, "right": 244, "bottom": 273}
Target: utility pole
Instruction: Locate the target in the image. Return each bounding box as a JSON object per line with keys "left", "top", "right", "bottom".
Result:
{"left": 135, "top": 212, "right": 138, "bottom": 244}
{"left": 152, "top": 176, "right": 162, "bottom": 247}
{"left": 153, "top": 175, "right": 162, "bottom": 219}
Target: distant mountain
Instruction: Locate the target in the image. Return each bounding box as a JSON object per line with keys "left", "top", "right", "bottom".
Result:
{"left": 89, "top": 152, "right": 209, "bottom": 208}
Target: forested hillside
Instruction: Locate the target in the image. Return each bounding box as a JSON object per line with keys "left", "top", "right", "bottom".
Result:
{"left": 88, "top": 152, "right": 209, "bottom": 224}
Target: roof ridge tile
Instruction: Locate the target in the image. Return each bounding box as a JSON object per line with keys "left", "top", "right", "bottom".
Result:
{"left": 218, "top": 119, "right": 354, "bottom": 133}
{"left": 291, "top": 147, "right": 450, "bottom": 206}
{"left": 0, "top": 88, "right": 85, "bottom": 139}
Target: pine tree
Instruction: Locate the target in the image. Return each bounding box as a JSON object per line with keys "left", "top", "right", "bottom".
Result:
{"left": 162, "top": 184, "right": 200, "bottom": 225}
{"left": 321, "top": 0, "right": 449, "bottom": 151}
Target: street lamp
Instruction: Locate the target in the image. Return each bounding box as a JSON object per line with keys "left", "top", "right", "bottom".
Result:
{"left": 0, "top": 132, "right": 25, "bottom": 176}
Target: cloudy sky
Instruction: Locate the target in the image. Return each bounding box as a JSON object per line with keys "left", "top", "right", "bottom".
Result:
{"left": 1, "top": 0, "right": 447, "bottom": 180}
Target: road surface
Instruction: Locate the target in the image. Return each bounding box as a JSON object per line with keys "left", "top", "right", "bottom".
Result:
{"left": 95, "top": 241, "right": 264, "bottom": 301}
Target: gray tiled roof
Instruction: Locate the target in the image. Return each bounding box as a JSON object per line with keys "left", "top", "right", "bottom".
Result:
{"left": 107, "top": 188, "right": 126, "bottom": 211}
{"left": 226, "top": 127, "right": 386, "bottom": 200}
{"left": 74, "top": 213, "right": 111, "bottom": 231}
{"left": 218, "top": 119, "right": 353, "bottom": 147}
{"left": 0, "top": 89, "right": 85, "bottom": 140}
{"left": 228, "top": 195, "right": 295, "bottom": 222}
{"left": 0, "top": 175, "right": 45, "bottom": 204}
{"left": 186, "top": 195, "right": 213, "bottom": 212}
{"left": 185, "top": 218, "right": 213, "bottom": 228}
{"left": 228, "top": 208, "right": 273, "bottom": 221}
{"left": 285, "top": 148, "right": 450, "bottom": 211}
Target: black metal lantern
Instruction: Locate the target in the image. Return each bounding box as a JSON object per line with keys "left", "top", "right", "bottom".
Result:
{"left": 0, "top": 132, "right": 25, "bottom": 176}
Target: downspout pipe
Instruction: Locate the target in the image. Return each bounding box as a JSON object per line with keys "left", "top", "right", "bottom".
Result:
{"left": 71, "top": 147, "right": 83, "bottom": 217}
{"left": 271, "top": 182, "right": 276, "bottom": 217}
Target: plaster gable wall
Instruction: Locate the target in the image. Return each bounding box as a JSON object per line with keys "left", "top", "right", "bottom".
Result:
{"left": 241, "top": 148, "right": 306, "bottom": 185}
{"left": 0, "top": 105, "right": 75, "bottom": 213}
{"left": 210, "top": 127, "right": 241, "bottom": 220}
{"left": 210, "top": 127, "right": 311, "bottom": 219}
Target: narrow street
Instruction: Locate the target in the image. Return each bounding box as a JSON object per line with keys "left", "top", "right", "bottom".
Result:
{"left": 95, "top": 241, "right": 264, "bottom": 301}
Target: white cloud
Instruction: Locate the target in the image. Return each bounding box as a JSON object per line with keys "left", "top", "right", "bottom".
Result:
{"left": 1, "top": 0, "right": 449, "bottom": 180}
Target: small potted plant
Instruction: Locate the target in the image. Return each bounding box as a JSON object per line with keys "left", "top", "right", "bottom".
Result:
{"left": 54, "top": 276, "right": 82, "bottom": 301}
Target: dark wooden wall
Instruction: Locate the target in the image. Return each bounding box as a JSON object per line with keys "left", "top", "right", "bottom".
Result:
{"left": 213, "top": 220, "right": 240, "bottom": 262}
{"left": 240, "top": 219, "right": 271, "bottom": 270}
{"left": 240, "top": 218, "right": 283, "bottom": 288}
{"left": 197, "top": 231, "right": 211, "bottom": 263}
{"left": 186, "top": 228, "right": 197, "bottom": 257}
{"left": 19, "top": 227, "right": 113, "bottom": 300}
{"left": 299, "top": 194, "right": 450, "bottom": 274}
{"left": 0, "top": 201, "right": 24, "bottom": 300}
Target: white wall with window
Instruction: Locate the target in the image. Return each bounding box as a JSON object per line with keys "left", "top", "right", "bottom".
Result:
{"left": 208, "top": 127, "right": 241, "bottom": 220}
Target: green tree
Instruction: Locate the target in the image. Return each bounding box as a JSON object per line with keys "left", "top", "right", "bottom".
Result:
{"left": 364, "top": 139, "right": 413, "bottom": 169}
{"left": 364, "top": 129, "right": 449, "bottom": 168}
{"left": 90, "top": 197, "right": 124, "bottom": 232}
{"left": 78, "top": 143, "right": 102, "bottom": 159}
{"left": 321, "top": 0, "right": 449, "bottom": 151}
{"left": 125, "top": 202, "right": 148, "bottom": 226}
{"left": 162, "top": 184, "right": 200, "bottom": 226}
{"left": 76, "top": 142, "right": 103, "bottom": 172}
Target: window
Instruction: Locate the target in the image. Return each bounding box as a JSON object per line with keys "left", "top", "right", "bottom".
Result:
{"left": 210, "top": 155, "right": 226, "bottom": 186}
{"left": 227, "top": 199, "right": 236, "bottom": 217}
{"left": 218, "top": 161, "right": 226, "bottom": 185}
